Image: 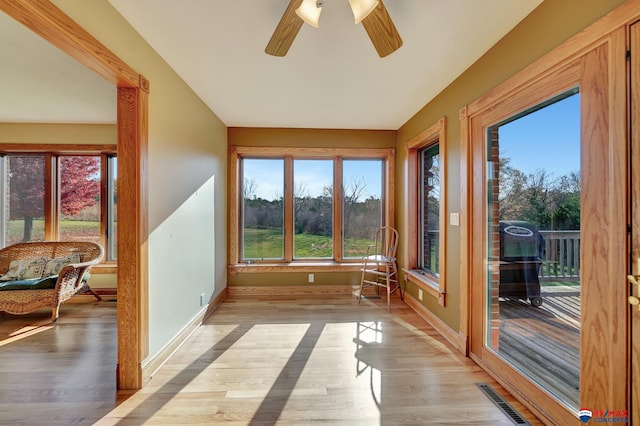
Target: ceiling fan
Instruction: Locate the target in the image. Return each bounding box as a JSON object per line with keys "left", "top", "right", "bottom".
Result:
{"left": 265, "top": 0, "right": 403, "bottom": 58}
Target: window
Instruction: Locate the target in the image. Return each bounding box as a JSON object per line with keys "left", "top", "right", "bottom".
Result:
{"left": 58, "top": 155, "right": 102, "bottom": 244}
{"left": 106, "top": 156, "right": 117, "bottom": 261}
{"left": 230, "top": 147, "right": 394, "bottom": 269}
{"left": 241, "top": 158, "right": 284, "bottom": 260}
{"left": 0, "top": 149, "right": 117, "bottom": 262}
{"left": 293, "top": 159, "right": 333, "bottom": 259}
{"left": 1, "top": 155, "right": 46, "bottom": 246}
{"left": 418, "top": 144, "right": 440, "bottom": 276}
{"left": 484, "top": 89, "right": 581, "bottom": 408}
{"left": 406, "top": 118, "right": 447, "bottom": 305}
{"left": 342, "top": 159, "right": 383, "bottom": 259}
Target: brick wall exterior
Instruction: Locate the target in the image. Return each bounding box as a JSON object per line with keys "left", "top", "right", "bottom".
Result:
{"left": 488, "top": 126, "right": 501, "bottom": 349}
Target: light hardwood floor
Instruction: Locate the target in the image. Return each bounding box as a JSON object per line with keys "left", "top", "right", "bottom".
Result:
{"left": 0, "top": 293, "right": 543, "bottom": 425}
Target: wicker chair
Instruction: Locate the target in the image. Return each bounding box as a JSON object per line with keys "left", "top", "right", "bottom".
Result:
{"left": 0, "top": 241, "right": 104, "bottom": 321}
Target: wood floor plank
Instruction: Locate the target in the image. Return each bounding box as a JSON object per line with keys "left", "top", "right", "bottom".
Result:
{"left": 0, "top": 294, "right": 543, "bottom": 425}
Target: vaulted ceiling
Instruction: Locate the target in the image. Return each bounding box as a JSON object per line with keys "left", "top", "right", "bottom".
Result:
{"left": 1, "top": 0, "right": 543, "bottom": 129}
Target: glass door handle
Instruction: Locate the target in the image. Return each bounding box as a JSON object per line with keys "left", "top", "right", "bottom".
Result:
{"left": 627, "top": 274, "right": 640, "bottom": 310}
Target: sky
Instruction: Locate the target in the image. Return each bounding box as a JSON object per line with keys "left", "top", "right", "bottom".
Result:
{"left": 498, "top": 91, "right": 580, "bottom": 178}
{"left": 244, "top": 158, "right": 383, "bottom": 201}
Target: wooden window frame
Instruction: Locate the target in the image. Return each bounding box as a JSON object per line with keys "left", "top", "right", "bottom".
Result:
{"left": 229, "top": 146, "right": 395, "bottom": 274}
{"left": 404, "top": 117, "right": 447, "bottom": 306}
{"left": 0, "top": 145, "right": 118, "bottom": 268}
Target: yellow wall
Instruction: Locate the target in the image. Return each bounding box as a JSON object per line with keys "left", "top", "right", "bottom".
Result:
{"left": 229, "top": 127, "right": 396, "bottom": 149}
{"left": 396, "top": 0, "right": 626, "bottom": 330}
{"left": 0, "top": 123, "right": 116, "bottom": 144}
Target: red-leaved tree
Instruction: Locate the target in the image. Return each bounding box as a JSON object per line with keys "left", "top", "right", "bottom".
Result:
{"left": 60, "top": 156, "right": 101, "bottom": 216}
{"left": 8, "top": 155, "right": 100, "bottom": 242}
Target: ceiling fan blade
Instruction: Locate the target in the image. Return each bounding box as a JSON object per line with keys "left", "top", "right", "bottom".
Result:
{"left": 265, "top": 0, "right": 305, "bottom": 57}
{"left": 361, "top": 0, "right": 403, "bottom": 58}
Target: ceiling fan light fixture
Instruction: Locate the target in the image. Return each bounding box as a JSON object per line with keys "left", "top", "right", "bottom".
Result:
{"left": 348, "top": 0, "right": 379, "bottom": 24}
{"left": 295, "top": 0, "right": 324, "bottom": 28}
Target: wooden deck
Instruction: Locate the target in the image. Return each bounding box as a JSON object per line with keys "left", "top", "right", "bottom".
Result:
{"left": 498, "top": 286, "right": 580, "bottom": 408}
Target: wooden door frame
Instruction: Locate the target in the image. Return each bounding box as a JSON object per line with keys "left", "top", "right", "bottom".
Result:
{"left": 459, "top": 1, "right": 637, "bottom": 423}
{"left": 630, "top": 21, "right": 640, "bottom": 426}
{"left": 0, "top": 0, "right": 148, "bottom": 389}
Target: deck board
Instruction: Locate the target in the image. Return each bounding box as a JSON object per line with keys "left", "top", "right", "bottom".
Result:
{"left": 498, "top": 286, "right": 580, "bottom": 408}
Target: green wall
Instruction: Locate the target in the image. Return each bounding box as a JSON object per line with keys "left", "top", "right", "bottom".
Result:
{"left": 396, "top": 0, "right": 626, "bottom": 330}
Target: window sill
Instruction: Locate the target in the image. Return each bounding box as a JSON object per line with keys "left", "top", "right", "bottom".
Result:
{"left": 403, "top": 269, "right": 446, "bottom": 306}
{"left": 229, "top": 262, "right": 362, "bottom": 275}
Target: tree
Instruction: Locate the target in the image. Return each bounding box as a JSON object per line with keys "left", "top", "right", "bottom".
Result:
{"left": 294, "top": 183, "right": 332, "bottom": 237}
{"left": 343, "top": 177, "right": 380, "bottom": 239}
{"left": 8, "top": 156, "right": 45, "bottom": 241}
{"left": 60, "top": 157, "right": 101, "bottom": 216}
{"left": 498, "top": 157, "right": 580, "bottom": 230}
{"left": 549, "top": 171, "right": 581, "bottom": 229}
{"left": 8, "top": 155, "right": 101, "bottom": 242}
{"left": 243, "top": 178, "right": 257, "bottom": 200}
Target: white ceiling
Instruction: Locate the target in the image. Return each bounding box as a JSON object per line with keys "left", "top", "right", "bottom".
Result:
{"left": 1, "top": 0, "right": 543, "bottom": 130}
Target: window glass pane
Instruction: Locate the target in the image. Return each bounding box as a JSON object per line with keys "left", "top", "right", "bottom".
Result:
{"left": 419, "top": 144, "right": 440, "bottom": 275}
{"left": 4, "top": 155, "right": 46, "bottom": 246}
{"left": 485, "top": 89, "right": 581, "bottom": 408}
{"left": 294, "top": 159, "right": 333, "bottom": 259}
{"left": 242, "top": 158, "right": 284, "bottom": 260}
{"left": 343, "top": 159, "right": 382, "bottom": 258}
{"left": 59, "top": 156, "right": 101, "bottom": 244}
{"left": 107, "top": 156, "right": 117, "bottom": 261}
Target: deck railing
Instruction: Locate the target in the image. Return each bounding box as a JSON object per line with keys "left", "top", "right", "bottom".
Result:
{"left": 539, "top": 230, "right": 580, "bottom": 282}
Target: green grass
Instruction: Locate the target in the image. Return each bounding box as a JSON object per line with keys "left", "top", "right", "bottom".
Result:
{"left": 243, "top": 228, "right": 374, "bottom": 259}
{"left": 6, "top": 219, "right": 45, "bottom": 245}
{"left": 6, "top": 219, "right": 100, "bottom": 245}
{"left": 294, "top": 233, "right": 332, "bottom": 258}
{"left": 243, "top": 228, "right": 284, "bottom": 259}
{"left": 343, "top": 236, "right": 375, "bottom": 258}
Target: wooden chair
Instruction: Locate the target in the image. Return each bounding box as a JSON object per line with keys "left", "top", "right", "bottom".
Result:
{"left": 358, "top": 226, "right": 403, "bottom": 312}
